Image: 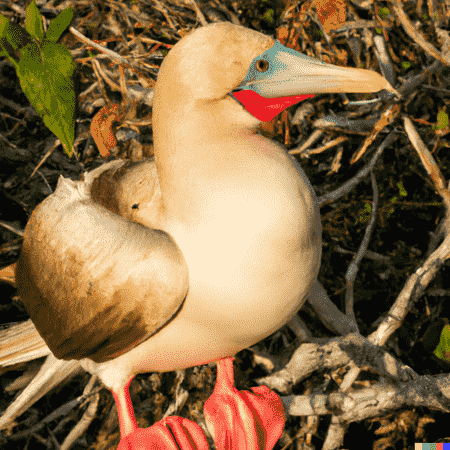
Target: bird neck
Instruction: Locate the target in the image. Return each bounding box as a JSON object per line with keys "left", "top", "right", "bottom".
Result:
{"left": 153, "top": 95, "right": 267, "bottom": 222}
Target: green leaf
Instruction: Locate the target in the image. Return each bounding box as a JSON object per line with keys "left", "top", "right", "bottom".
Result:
{"left": 379, "top": 7, "right": 390, "bottom": 18}
{"left": 18, "top": 40, "right": 75, "bottom": 155}
{"left": 436, "top": 111, "right": 449, "bottom": 130}
{"left": 45, "top": 8, "right": 73, "bottom": 43}
{"left": 25, "top": 1, "right": 44, "bottom": 42}
{"left": 0, "top": 14, "right": 31, "bottom": 50}
{"left": 0, "top": 14, "right": 31, "bottom": 65}
{"left": 262, "top": 9, "right": 274, "bottom": 23}
{"left": 397, "top": 181, "right": 407, "bottom": 197}
{"left": 433, "top": 324, "right": 450, "bottom": 362}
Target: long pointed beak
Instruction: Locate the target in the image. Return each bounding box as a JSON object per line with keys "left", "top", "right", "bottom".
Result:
{"left": 232, "top": 41, "right": 395, "bottom": 122}
{"left": 235, "top": 41, "right": 394, "bottom": 97}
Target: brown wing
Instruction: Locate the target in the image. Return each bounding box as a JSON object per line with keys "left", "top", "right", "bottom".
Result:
{"left": 16, "top": 173, "right": 188, "bottom": 363}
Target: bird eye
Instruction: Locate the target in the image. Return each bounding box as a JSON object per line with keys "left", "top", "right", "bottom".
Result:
{"left": 256, "top": 59, "right": 269, "bottom": 72}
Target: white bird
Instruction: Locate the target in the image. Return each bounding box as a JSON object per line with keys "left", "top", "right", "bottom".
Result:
{"left": 12, "top": 22, "right": 393, "bottom": 440}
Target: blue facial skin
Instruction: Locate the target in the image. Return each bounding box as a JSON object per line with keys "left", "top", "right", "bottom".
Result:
{"left": 233, "top": 41, "right": 328, "bottom": 99}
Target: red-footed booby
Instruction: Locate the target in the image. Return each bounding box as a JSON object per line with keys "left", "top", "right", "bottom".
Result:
{"left": 15, "top": 22, "right": 393, "bottom": 442}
